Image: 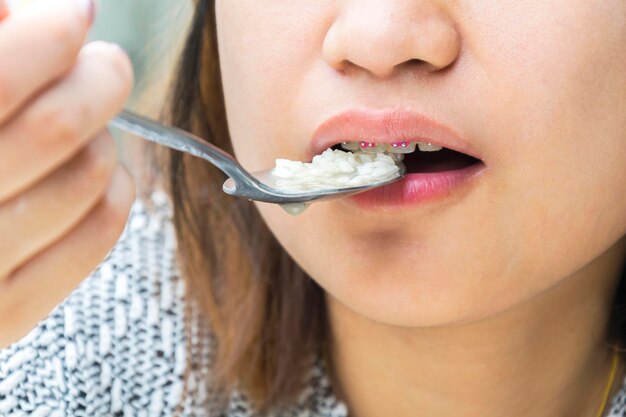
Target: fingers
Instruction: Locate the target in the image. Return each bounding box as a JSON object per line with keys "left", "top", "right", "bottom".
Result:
{"left": 0, "top": 41, "right": 134, "bottom": 202}
{"left": 0, "top": 1, "right": 8, "bottom": 21}
{"left": 0, "top": 0, "right": 93, "bottom": 122}
{"left": 0, "top": 166, "right": 135, "bottom": 347}
{"left": 0, "top": 130, "right": 117, "bottom": 279}
{"left": 0, "top": 0, "right": 136, "bottom": 348}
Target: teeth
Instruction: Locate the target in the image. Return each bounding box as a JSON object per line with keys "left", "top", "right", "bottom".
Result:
{"left": 340, "top": 142, "right": 360, "bottom": 151}
{"left": 417, "top": 142, "right": 443, "bottom": 152}
{"left": 359, "top": 142, "right": 386, "bottom": 154}
{"left": 338, "top": 141, "right": 441, "bottom": 154}
{"left": 388, "top": 153, "right": 405, "bottom": 162}
{"left": 385, "top": 142, "right": 416, "bottom": 154}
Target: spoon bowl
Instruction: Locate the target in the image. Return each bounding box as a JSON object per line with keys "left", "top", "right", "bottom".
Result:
{"left": 222, "top": 166, "right": 406, "bottom": 204}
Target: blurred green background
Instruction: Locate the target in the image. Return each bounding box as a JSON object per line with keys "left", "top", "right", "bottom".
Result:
{"left": 88, "top": 0, "right": 193, "bottom": 173}
{"left": 90, "top": 0, "right": 192, "bottom": 106}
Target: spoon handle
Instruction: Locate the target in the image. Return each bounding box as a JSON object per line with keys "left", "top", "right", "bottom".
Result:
{"left": 109, "top": 110, "right": 249, "bottom": 181}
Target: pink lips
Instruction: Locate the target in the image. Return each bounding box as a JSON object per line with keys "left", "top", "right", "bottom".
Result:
{"left": 308, "top": 109, "right": 481, "bottom": 160}
{"left": 309, "top": 109, "right": 487, "bottom": 209}
{"left": 349, "top": 164, "right": 486, "bottom": 209}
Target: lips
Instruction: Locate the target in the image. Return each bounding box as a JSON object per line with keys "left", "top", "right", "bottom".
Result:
{"left": 308, "top": 109, "right": 483, "bottom": 162}
{"left": 308, "top": 109, "right": 487, "bottom": 209}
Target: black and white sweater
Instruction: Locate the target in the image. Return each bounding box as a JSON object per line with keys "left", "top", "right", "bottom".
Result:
{"left": 0, "top": 192, "right": 624, "bottom": 416}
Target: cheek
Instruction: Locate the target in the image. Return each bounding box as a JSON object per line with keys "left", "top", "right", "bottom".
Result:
{"left": 463, "top": 1, "right": 626, "bottom": 273}
{"left": 216, "top": 1, "right": 330, "bottom": 171}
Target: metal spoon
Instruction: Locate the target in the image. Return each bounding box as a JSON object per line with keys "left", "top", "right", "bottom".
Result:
{"left": 109, "top": 110, "right": 405, "bottom": 213}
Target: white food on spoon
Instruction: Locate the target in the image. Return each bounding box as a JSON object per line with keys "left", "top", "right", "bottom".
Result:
{"left": 271, "top": 141, "right": 444, "bottom": 215}
{"left": 271, "top": 148, "right": 401, "bottom": 191}
{"left": 271, "top": 148, "right": 400, "bottom": 216}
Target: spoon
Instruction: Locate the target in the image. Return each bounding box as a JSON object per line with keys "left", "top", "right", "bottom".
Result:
{"left": 109, "top": 110, "right": 405, "bottom": 214}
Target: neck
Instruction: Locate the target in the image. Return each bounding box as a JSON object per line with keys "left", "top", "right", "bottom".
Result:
{"left": 326, "top": 239, "right": 626, "bottom": 417}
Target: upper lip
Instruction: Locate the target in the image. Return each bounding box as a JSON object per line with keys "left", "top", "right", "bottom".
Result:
{"left": 308, "top": 109, "right": 481, "bottom": 161}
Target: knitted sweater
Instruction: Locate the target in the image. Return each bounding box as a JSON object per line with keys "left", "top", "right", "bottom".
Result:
{"left": 0, "top": 192, "right": 625, "bottom": 416}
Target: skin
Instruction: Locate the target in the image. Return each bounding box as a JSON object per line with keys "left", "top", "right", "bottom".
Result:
{"left": 216, "top": 1, "right": 626, "bottom": 416}
{"left": 0, "top": 0, "right": 135, "bottom": 347}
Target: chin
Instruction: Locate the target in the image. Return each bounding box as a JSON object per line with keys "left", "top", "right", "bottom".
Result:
{"left": 258, "top": 202, "right": 530, "bottom": 328}
{"left": 315, "top": 256, "right": 508, "bottom": 328}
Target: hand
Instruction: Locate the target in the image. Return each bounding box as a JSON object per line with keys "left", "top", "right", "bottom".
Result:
{"left": 0, "top": 0, "right": 135, "bottom": 347}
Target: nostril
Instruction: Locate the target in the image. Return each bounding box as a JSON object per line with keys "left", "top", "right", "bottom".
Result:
{"left": 407, "top": 59, "right": 426, "bottom": 66}
{"left": 403, "top": 58, "right": 435, "bottom": 72}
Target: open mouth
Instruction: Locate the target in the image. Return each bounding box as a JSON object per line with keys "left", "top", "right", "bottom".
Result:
{"left": 330, "top": 141, "right": 483, "bottom": 174}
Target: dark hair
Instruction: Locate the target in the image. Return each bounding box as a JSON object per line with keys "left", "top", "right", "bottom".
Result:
{"left": 160, "top": 0, "right": 327, "bottom": 413}
{"left": 608, "top": 265, "right": 626, "bottom": 348}
{"left": 160, "top": 0, "right": 626, "bottom": 413}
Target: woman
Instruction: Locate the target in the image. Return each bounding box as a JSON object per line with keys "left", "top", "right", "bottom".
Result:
{"left": 1, "top": 0, "right": 625, "bottom": 416}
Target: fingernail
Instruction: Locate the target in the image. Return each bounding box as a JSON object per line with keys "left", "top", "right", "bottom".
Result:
{"left": 78, "top": 0, "right": 95, "bottom": 25}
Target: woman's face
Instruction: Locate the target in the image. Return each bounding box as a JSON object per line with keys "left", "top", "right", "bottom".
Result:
{"left": 215, "top": 1, "right": 626, "bottom": 326}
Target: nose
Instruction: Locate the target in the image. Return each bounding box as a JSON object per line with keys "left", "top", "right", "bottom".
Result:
{"left": 322, "top": 1, "right": 461, "bottom": 78}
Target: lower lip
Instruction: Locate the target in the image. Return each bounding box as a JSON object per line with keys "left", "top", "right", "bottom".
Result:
{"left": 348, "top": 162, "right": 486, "bottom": 209}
